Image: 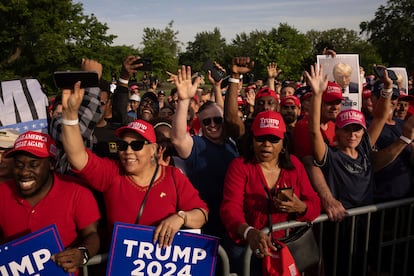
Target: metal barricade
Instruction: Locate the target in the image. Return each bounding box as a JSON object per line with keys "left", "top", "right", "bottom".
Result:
{"left": 243, "top": 197, "right": 414, "bottom": 276}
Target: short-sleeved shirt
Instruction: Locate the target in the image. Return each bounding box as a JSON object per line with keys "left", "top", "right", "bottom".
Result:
{"left": 184, "top": 136, "right": 239, "bottom": 238}
{"left": 316, "top": 133, "right": 373, "bottom": 208}
{"left": 0, "top": 174, "right": 100, "bottom": 247}
{"left": 73, "top": 150, "right": 208, "bottom": 231}
{"left": 292, "top": 116, "right": 336, "bottom": 158}
{"left": 372, "top": 119, "right": 413, "bottom": 201}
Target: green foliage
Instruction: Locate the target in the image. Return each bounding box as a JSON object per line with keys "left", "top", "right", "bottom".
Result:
{"left": 360, "top": 0, "right": 414, "bottom": 73}
{"left": 228, "top": 24, "right": 313, "bottom": 81}
{"left": 179, "top": 27, "right": 227, "bottom": 72}
{"left": 141, "top": 21, "right": 181, "bottom": 80}
{"left": 0, "top": 0, "right": 119, "bottom": 94}
{"left": 305, "top": 28, "right": 383, "bottom": 74}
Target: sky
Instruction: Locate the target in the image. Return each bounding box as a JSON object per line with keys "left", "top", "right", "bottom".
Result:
{"left": 77, "top": 0, "right": 386, "bottom": 48}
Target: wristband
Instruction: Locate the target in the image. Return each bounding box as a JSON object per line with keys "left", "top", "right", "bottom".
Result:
{"left": 243, "top": 226, "right": 254, "bottom": 240}
{"left": 118, "top": 78, "right": 129, "bottom": 84}
{"left": 399, "top": 135, "right": 412, "bottom": 144}
{"left": 61, "top": 119, "right": 79, "bottom": 126}
{"left": 228, "top": 78, "right": 240, "bottom": 84}
{"left": 380, "top": 88, "right": 393, "bottom": 99}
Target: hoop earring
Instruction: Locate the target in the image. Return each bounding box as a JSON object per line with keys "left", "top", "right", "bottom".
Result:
{"left": 280, "top": 148, "right": 286, "bottom": 154}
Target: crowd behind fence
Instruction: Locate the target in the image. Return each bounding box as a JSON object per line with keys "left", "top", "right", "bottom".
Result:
{"left": 82, "top": 197, "right": 414, "bottom": 276}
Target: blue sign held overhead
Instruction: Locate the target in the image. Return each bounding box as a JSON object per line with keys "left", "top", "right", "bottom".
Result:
{"left": 0, "top": 224, "right": 72, "bottom": 276}
{"left": 107, "top": 222, "right": 220, "bottom": 276}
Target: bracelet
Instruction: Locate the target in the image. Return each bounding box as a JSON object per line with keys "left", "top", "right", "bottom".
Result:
{"left": 61, "top": 118, "right": 79, "bottom": 126}
{"left": 118, "top": 78, "right": 129, "bottom": 84}
{"left": 380, "top": 88, "right": 393, "bottom": 99}
{"left": 399, "top": 135, "right": 412, "bottom": 144}
{"left": 243, "top": 226, "right": 254, "bottom": 240}
{"left": 228, "top": 78, "right": 240, "bottom": 84}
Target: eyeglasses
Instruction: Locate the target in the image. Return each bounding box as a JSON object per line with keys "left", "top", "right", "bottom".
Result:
{"left": 202, "top": 116, "right": 223, "bottom": 126}
{"left": 254, "top": 135, "right": 281, "bottom": 143}
{"left": 117, "top": 140, "right": 149, "bottom": 151}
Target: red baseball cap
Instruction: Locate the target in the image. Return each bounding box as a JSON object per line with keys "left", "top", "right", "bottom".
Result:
{"left": 280, "top": 95, "right": 301, "bottom": 108}
{"left": 336, "top": 109, "right": 366, "bottom": 129}
{"left": 129, "top": 85, "right": 139, "bottom": 91}
{"left": 255, "top": 87, "right": 279, "bottom": 101}
{"left": 251, "top": 111, "right": 286, "bottom": 139}
{"left": 115, "top": 119, "right": 156, "bottom": 143}
{"left": 322, "top": 82, "right": 344, "bottom": 102}
{"left": 5, "top": 131, "right": 57, "bottom": 159}
{"left": 362, "top": 88, "right": 372, "bottom": 99}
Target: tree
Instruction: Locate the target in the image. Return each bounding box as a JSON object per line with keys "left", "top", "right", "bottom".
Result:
{"left": 306, "top": 28, "right": 382, "bottom": 73}
{"left": 229, "top": 24, "right": 313, "bottom": 81}
{"left": 0, "top": 0, "right": 117, "bottom": 92}
{"left": 360, "top": 0, "right": 414, "bottom": 74}
{"left": 179, "top": 27, "right": 227, "bottom": 72}
{"left": 141, "top": 21, "right": 181, "bottom": 80}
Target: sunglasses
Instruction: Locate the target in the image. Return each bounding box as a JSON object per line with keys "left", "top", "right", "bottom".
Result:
{"left": 117, "top": 140, "right": 149, "bottom": 151}
{"left": 254, "top": 135, "right": 281, "bottom": 143}
{"left": 202, "top": 116, "right": 223, "bottom": 126}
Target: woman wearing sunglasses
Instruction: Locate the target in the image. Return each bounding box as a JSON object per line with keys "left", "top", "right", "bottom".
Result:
{"left": 59, "top": 81, "right": 208, "bottom": 250}
{"left": 220, "top": 110, "right": 321, "bottom": 275}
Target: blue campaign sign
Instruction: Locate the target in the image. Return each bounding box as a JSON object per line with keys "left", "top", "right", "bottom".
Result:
{"left": 107, "top": 222, "right": 220, "bottom": 276}
{"left": 0, "top": 224, "right": 72, "bottom": 276}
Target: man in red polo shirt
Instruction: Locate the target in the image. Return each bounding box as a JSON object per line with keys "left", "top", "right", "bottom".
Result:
{"left": 0, "top": 131, "right": 100, "bottom": 274}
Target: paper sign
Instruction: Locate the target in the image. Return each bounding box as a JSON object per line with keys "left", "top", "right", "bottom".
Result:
{"left": 106, "top": 222, "right": 219, "bottom": 276}
{"left": 0, "top": 78, "right": 49, "bottom": 133}
{"left": 0, "top": 224, "right": 72, "bottom": 276}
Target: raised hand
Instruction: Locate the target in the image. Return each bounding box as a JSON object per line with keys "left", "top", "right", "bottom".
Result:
{"left": 305, "top": 63, "right": 328, "bottom": 96}
{"left": 61, "top": 81, "right": 84, "bottom": 119}
{"left": 267, "top": 62, "right": 282, "bottom": 79}
{"left": 231, "top": 57, "right": 254, "bottom": 75}
{"left": 167, "top": 65, "right": 202, "bottom": 101}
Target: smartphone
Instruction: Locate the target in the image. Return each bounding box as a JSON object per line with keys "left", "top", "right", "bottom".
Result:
{"left": 373, "top": 66, "right": 398, "bottom": 81}
{"left": 201, "top": 60, "right": 226, "bottom": 82}
{"left": 133, "top": 58, "right": 153, "bottom": 71}
{"left": 276, "top": 187, "right": 293, "bottom": 201}
{"left": 53, "top": 71, "right": 99, "bottom": 89}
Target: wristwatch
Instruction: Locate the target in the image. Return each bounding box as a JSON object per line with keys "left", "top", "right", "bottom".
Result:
{"left": 177, "top": 210, "right": 187, "bottom": 225}
{"left": 78, "top": 246, "right": 89, "bottom": 265}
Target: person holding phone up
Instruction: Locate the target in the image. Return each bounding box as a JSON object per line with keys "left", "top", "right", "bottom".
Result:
{"left": 220, "top": 110, "right": 321, "bottom": 275}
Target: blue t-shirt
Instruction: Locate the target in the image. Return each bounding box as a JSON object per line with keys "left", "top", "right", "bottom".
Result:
{"left": 318, "top": 133, "right": 373, "bottom": 209}
{"left": 184, "top": 136, "right": 238, "bottom": 238}
{"left": 373, "top": 119, "right": 413, "bottom": 202}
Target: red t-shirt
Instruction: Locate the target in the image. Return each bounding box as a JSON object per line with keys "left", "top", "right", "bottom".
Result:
{"left": 0, "top": 174, "right": 100, "bottom": 247}
{"left": 220, "top": 156, "right": 321, "bottom": 244}
{"left": 73, "top": 150, "right": 208, "bottom": 231}
{"left": 292, "top": 116, "right": 336, "bottom": 158}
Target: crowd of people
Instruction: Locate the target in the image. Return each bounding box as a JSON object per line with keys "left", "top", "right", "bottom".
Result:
{"left": 0, "top": 52, "right": 413, "bottom": 275}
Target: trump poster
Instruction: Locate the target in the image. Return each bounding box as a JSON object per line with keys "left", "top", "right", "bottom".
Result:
{"left": 106, "top": 222, "right": 220, "bottom": 276}
{"left": 0, "top": 224, "right": 72, "bottom": 276}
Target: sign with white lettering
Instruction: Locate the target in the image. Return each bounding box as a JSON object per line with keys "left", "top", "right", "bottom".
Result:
{"left": 0, "top": 78, "right": 48, "bottom": 133}
{"left": 106, "top": 223, "right": 219, "bottom": 276}
{"left": 0, "top": 224, "right": 72, "bottom": 276}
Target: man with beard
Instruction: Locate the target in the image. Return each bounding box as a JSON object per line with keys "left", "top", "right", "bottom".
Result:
{"left": 0, "top": 131, "right": 100, "bottom": 274}
{"left": 280, "top": 95, "right": 301, "bottom": 152}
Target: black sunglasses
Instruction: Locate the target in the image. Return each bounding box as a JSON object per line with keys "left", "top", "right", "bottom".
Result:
{"left": 117, "top": 140, "right": 149, "bottom": 151}
{"left": 202, "top": 116, "right": 223, "bottom": 126}
{"left": 254, "top": 135, "right": 281, "bottom": 143}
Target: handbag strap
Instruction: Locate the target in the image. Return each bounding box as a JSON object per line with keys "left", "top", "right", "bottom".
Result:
{"left": 135, "top": 163, "right": 159, "bottom": 224}
{"left": 256, "top": 165, "right": 274, "bottom": 233}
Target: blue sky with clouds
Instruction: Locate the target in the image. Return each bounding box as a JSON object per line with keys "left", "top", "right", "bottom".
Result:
{"left": 77, "top": 0, "right": 386, "bottom": 48}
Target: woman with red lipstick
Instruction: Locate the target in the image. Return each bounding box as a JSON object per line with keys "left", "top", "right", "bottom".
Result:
{"left": 220, "top": 110, "right": 321, "bottom": 275}
{"left": 59, "top": 78, "right": 208, "bottom": 251}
